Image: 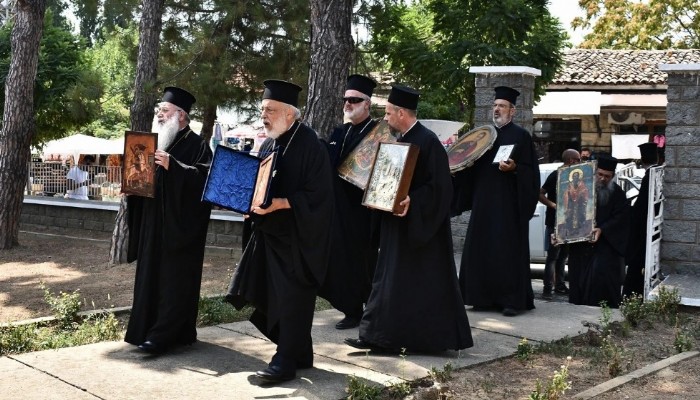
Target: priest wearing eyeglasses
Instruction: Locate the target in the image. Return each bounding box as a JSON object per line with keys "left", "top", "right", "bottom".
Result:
{"left": 319, "top": 74, "right": 379, "bottom": 330}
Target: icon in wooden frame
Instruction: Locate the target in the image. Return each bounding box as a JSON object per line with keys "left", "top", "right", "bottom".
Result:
{"left": 362, "top": 142, "right": 419, "bottom": 214}
{"left": 121, "top": 130, "right": 158, "bottom": 198}
{"left": 337, "top": 120, "right": 396, "bottom": 190}
{"left": 554, "top": 161, "right": 597, "bottom": 244}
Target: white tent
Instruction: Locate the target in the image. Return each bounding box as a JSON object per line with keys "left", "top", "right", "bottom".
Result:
{"left": 40, "top": 134, "right": 124, "bottom": 159}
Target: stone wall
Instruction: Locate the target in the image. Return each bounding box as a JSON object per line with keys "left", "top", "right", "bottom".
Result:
{"left": 659, "top": 64, "right": 700, "bottom": 275}
{"left": 20, "top": 198, "right": 245, "bottom": 256}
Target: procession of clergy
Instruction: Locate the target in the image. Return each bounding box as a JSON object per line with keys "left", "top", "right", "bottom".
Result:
{"left": 124, "top": 77, "right": 646, "bottom": 383}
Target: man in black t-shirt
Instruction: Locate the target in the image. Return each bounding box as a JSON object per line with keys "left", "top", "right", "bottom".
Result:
{"left": 538, "top": 149, "right": 580, "bottom": 299}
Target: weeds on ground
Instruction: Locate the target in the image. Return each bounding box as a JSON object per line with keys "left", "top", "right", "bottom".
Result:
{"left": 528, "top": 356, "right": 572, "bottom": 400}
{"left": 429, "top": 362, "right": 454, "bottom": 383}
{"left": 0, "top": 286, "right": 121, "bottom": 356}
{"left": 517, "top": 337, "right": 534, "bottom": 361}
{"left": 346, "top": 375, "right": 382, "bottom": 399}
{"left": 197, "top": 296, "right": 253, "bottom": 326}
{"left": 673, "top": 324, "right": 693, "bottom": 353}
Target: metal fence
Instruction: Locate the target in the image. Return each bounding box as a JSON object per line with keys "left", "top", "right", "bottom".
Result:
{"left": 26, "top": 162, "right": 122, "bottom": 202}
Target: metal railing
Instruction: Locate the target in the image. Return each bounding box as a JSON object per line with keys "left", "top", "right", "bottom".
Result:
{"left": 26, "top": 162, "right": 122, "bottom": 202}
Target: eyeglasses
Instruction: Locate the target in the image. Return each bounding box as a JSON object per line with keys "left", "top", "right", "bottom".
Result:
{"left": 154, "top": 106, "right": 182, "bottom": 114}
{"left": 343, "top": 97, "right": 366, "bottom": 104}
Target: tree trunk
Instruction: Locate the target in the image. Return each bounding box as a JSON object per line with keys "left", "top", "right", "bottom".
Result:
{"left": 109, "top": 0, "right": 164, "bottom": 264}
{"left": 200, "top": 105, "right": 217, "bottom": 145}
{"left": 0, "top": 0, "right": 47, "bottom": 250}
{"left": 304, "top": 0, "right": 354, "bottom": 140}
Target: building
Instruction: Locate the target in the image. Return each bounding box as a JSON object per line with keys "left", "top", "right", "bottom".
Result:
{"left": 534, "top": 49, "right": 700, "bottom": 162}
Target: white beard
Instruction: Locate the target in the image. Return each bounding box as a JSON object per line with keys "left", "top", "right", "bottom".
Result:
{"left": 264, "top": 127, "right": 281, "bottom": 139}
{"left": 154, "top": 114, "right": 181, "bottom": 150}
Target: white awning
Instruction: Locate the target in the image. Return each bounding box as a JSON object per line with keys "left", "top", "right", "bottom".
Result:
{"left": 600, "top": 94, "right": 667, "bottom": 108}
{"left": 533, "top": 91, "right": 601, "bottom": 116}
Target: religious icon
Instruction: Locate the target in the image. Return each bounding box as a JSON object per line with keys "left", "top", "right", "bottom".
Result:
{"left": 201, "top": 145, "right": 276, "bottom": 214}
{"left": 447, "top": 125, "right": 497, "bottom": 172}
{"left": 362, "top": 142, "right": 419, "bottom": 213}
{"left": 492, "top": 144, "right": 516, "bottom": 164}
{"left": 554, "top": 161, "right": 597, "bottom": 244}
{"left": 121, "top": 131, "right": 157, "bottom": 198}
{"left": 337, "top": 120, "right": 396, "bottom": 190}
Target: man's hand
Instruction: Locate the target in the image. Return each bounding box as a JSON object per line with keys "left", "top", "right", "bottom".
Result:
{"left": 394, "top": 195, "right": 410, "bottom": 217}
{"left": 155, "top": 150, "right": 170, "bottom": 170}
{"left": 499, "top": 158, "right": 516, "bottom": 172}
{"left": 251, "top": 198, "right": 290, "bottom": 215}
{"left": 590, "top": 228, "right": 601, "bottom": 243}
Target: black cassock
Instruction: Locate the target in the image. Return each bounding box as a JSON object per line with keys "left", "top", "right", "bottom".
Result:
{"left": 452, "top": 121, "right": 540, "bottom": 311}
{"left": 359, "top": 122, "right": 473, "bottom": 352}
{"left": 125, "top": 127, "right": 212, "bottom": 347}
{"left": 569, "top": 183, "right": 629, "bottom": 308}
{"left": 318, "top": 116, "right": 379, "bottom": 319}
{"left": 623, "top": 168, "right": 653, "bottom": 297}
{"left": 226, "top": 121, "right": 333, "bottom": 367}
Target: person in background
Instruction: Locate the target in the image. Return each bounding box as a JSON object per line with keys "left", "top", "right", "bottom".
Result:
{"left": 125, "top": 87, "right": 213, "bottom": 355}
{"left": 344, "top": 84, "right": 472, "bottom": 354}
{"left": 623, "top": 142, "right": 659, "bottom": 298}
{"left": 319, "top": 74, "right": 379, "bottom": 330}
{"left": 64, "top": 155, "right": 93, "bottom": 200}
{"left": 226, "top": 80, "right": 334, "bottom": 383}
{"left": 568, "top": 155, "right": 629, "bottom": 308}
{"left": 539, "top": 149, "right": 580, "bottom": 300}
{"left": 580, "top": 147, "right": 592, "bottom": 161}
{"left": 452, "top": 86, "right": 540, "bottom": 317}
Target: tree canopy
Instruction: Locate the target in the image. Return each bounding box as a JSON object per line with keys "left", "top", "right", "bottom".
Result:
{"left": 573, "top": 0, "right": 700, "bottom": 49}
{"left": 0, "top": 10, "right": 102, "bottom": 146}
{"left": 364, "top": 0, "right": 567, "bottom": 123}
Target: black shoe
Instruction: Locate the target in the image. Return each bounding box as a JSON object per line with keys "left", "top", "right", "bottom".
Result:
{"left": 335, "top": 316, "right": 360, "bottom": 330}
{"left": 502, "top": 307, "right": 519, "bottom": 317}
{"left": 542, "top": 291, "right": 553, "bottom": 300}
{"left": 255, "top": 365, "right": 296, "bottom": 382}
{"left": 555, "top": 286, "right": 570, "bottom": 294}
{"left": 344, "top": 338, "right": 400, "bottom": 354}
{"left": 137, "top": 340, "right": 166, "bottom": 354}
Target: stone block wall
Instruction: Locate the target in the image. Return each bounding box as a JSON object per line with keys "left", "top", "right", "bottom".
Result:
{"left": 20, "top": 198, "right": 245, "bottom": 256}
{"left": 659, "top": 64, "right": 700, "bottom": 275}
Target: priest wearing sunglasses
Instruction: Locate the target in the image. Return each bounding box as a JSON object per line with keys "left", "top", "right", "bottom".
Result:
{"left": 319, "top": 74, "right": 379, "bottom": 330}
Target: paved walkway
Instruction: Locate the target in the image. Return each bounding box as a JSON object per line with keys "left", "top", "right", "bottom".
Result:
{"left": 1, "top": 300, "right": 613, "bottom": 400}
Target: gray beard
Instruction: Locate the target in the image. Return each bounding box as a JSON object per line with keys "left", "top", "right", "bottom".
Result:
{"left": 154, "top": 115, "right": 181, "bottom": 150}
{"left": 596, "top": 179, "right": 615, "bottom": 207}
{"left": 264, "top": 127, "right": 281, "bottom": 139}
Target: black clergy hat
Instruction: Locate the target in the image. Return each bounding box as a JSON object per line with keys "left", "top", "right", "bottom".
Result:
{"left": 263, "top": 79, "right": 302, "bottom": 107}
{"left": 162, "top": 86, "right": 196, "bottom": 113}
{"left": 494, "top": 86, "right": 520, "bottom": 106}
{"left": 597, "top": 155, "right": 618, "bottom": 172}
{"left": 388, "top": 84, "right": 420, "bottom": 110}
{"left": 346, "top": 74, "right": 377, "bottom": 97}
{"left": 638, "top": 142, "right": 658, "bottom": 164}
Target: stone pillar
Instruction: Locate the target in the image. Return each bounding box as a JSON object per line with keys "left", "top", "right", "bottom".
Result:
{"left": 658, "top": 64, "right": 700, "bottom": 275}
{"left": 451, "top": 66, "right": 542, "bottom": 260}
{"left": 469, "top": 66, "right": 541, "bottom": 133}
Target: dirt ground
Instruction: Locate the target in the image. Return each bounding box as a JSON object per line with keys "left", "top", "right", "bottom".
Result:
{"left": 2, "top": 230, "right": 699, "bottom": 399}
{"left": 0, "top": 230, "right": 235, "bottom": 323}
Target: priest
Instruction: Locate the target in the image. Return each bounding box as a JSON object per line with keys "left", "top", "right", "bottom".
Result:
{"left": 225, "top": 80, "right": 334, "bottom": 383}
{"left": 125, "top": 86, "right": 213, "bottom": 354}
{"left": 452, "top": 86, "right": 540, "bottom": 317}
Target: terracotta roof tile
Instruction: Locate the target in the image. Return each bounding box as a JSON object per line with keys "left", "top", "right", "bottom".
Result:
{"left": 553, "top": 49, "right": 700, "bottom": 85}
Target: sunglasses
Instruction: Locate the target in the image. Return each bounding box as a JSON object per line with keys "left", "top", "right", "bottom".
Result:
{"left": 343, "top": 97, "right": 366, "bottom": 104}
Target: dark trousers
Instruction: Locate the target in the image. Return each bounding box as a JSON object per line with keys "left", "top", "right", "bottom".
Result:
{"left": 544, "top": 226, "right": 568, "bottom": 292}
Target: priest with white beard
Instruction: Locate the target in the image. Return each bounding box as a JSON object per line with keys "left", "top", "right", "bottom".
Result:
{"left": 125, "top": 86, "right": 213, "bottom": 355}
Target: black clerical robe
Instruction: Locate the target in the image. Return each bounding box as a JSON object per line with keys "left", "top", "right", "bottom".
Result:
{"left": 125, "top": 126, "right": 212, "bottom": 347}
{"left": 452, "top": 121, "right": 540, "bottom": 311}
{"left": 226, "top": 121, "right": 333, "bottom": 367}
{"left": 359, "top": 122, "right": 473, "bottom": 352}
{"left": 569, "top": 183, "right": 629, "bottom": 308}
{"left": 318, "top": 117, "right": 379, "bottom": 318}
{"left": 623, "top": 168, "right": 653, "bottom": 297}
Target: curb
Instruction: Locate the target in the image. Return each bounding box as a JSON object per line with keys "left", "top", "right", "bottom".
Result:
{"left": 572, "top": 350, "right": 700, "bottom": 399}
